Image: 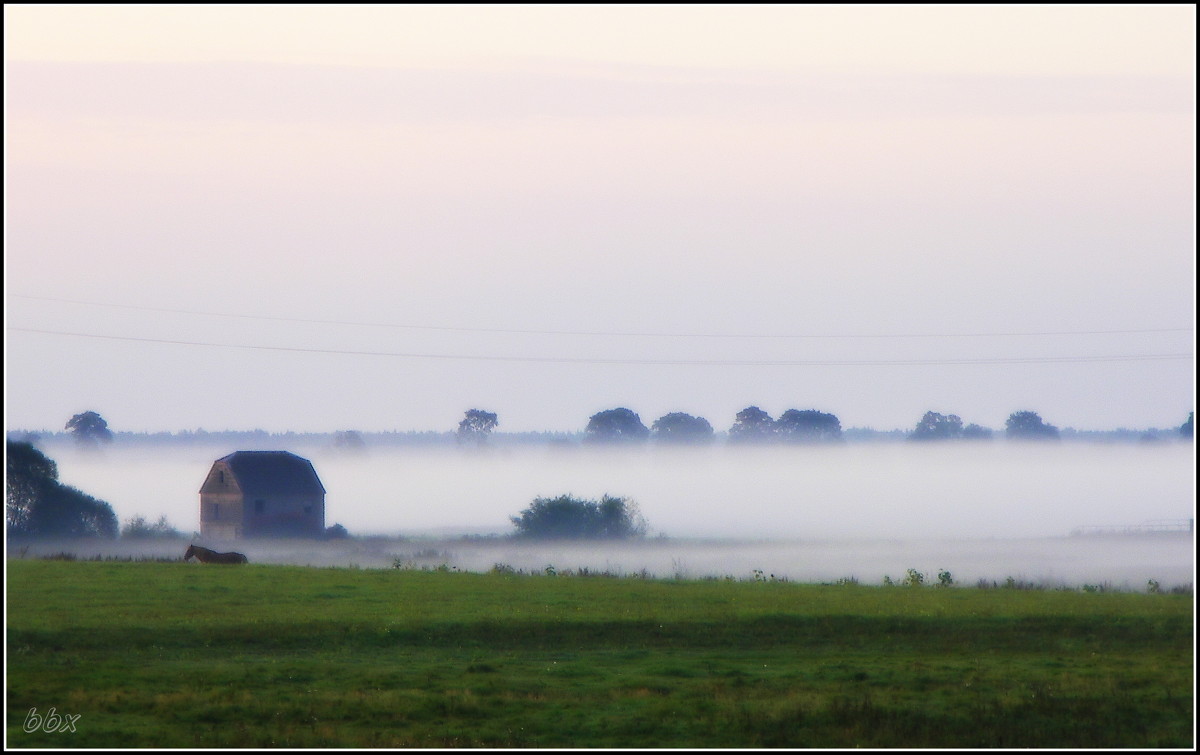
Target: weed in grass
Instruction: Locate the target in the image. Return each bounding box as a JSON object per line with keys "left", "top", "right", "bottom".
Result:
{"left": 749, "top": 569, "right": 789, "bottom": 583}
{"left": 1001, "top": 576, "right": 1046, "bottom": 590}
{"left": 38, "top": 553, "right": 182, "bottom": 563}
{"left": 671, "top": 558, "right": 688, "bottom": 581}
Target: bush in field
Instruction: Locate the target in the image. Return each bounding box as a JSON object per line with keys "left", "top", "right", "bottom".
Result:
{"left": 510, "top": 494, "right": 648, "bottom": 540}
{"left": 121, "top": 515, "right": 184, "bottom": 539}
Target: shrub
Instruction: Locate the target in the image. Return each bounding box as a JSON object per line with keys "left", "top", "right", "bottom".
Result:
{"left": 121, "top": 515, "right": 184, "bottom": 539}
{"left": 510, "top": 494, "right": 648, "bottom": 540}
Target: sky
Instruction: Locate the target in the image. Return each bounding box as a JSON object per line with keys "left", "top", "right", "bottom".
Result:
{"left": 4, "top": 5, "right": 1196, "bottom": 435}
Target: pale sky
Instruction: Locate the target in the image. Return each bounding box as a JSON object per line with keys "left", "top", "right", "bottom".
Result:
{"left": 4, "top": 4, "right": 1196, "bottom": 434}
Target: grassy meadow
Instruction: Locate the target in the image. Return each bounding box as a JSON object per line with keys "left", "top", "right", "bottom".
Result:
{"left": 6, "top": 559, "right": 1194, "bottom": 748}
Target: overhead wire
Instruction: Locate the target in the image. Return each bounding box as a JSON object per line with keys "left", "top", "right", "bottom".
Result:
{"left": 7, "top": 294, "right": 1193, "bottom": 340}
{"left": 6, "top": 327, "right": 1192, "bottom": 367}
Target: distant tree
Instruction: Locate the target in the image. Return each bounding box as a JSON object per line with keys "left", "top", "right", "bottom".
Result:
{"left": 510, "top": 494, "right": 647, "bottom": 539}
{"left": 1181, "top": 412, "right": 1194, "bottom": 440}
{"left": 457, "top": 409, "right": 499, "bottom": 447}
{"left": 775, "top": 409, "right": 842, "bottom": 443}
{"left": 1005, "top": 411, "right": 1060, "bottom": 441}
{"left": 65, "top": 411, "right": 114, "bottom": 448}
{"left": 333, "top": 430, "right": 367, "bottom": 453}
{"left": 910, "top": 411, "right": 964, "bottom": 441}
{"left": 584, "top": 408, "right": 650, "bottom": 444}
{"left": 728, "top": 406, "right": 777, "bottom": 444}
{"left": 7, "top": 440, "right": 118, "bottom": 538}
{"left": 961, "top": 423, "right": 994, "bottom": 441}
{"left": 121, "top": 514, "right": 184, "bottom": 539}
{"left": 651, "top": 412, "right": 714, "bottom": 444}
{"left": 324, "top": 523, "right": 350, "bottom": 540}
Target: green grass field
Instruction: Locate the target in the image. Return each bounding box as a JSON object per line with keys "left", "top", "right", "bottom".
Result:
{"left": 6, "top": 560, "right": 1193, "bottom": 748}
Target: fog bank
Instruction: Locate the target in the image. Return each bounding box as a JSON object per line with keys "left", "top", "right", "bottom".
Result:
{"left": 10, "top": 533, "right": 1193, "bottom": 590}
{"left": 46, "top": 442, "right": 1195, "bottom": 541}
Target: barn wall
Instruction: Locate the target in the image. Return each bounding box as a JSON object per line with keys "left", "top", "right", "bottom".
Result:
{"left": 244, "top": 494, "right": 325, "bottom": 537}
{"left": 199, "top": 492, "right": 244, "bottom": 538}
{"left": 199, "top": 461, "right": 244, "bottom": 538}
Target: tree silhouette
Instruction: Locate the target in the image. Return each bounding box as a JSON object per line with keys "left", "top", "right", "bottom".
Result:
{"left": 65, "top": 411, "right": 114, "bottom": 448}
{"left": 728, "top": 406, "right": 777, "bottom": 444}
{"left": 776, "top": 409, "right": 842, "bottom": 443}
{"left": 1005, "top": 411, "right": 1060, "bottom": 441}
{"left": 6, "top": 441, "right": 118, "bottom": 538}
{"left": 584, "top": 408, "right": 649, "bottom": 444}
{"left": 510, "top": 494, "right": 647, "bottom": 539}
{"left": 6, "top": 440, "right": 57, "bottom": 534}
{"left": 962, "top": 423, "right": 994, "bottom": 440}
{"left": 651, "top": 412, "right": 714, "bottom": 444}
{"left": 457, "top": 409, "right": 499, "bottom": 447}
{"left": 121, "top": 514, "right": 183, "bottom": 539}
{"left": 333, "top": 430, "right": 367, "bottom": 453}
{"left": 910, "top": 411, "right": 964, "bottom": 441}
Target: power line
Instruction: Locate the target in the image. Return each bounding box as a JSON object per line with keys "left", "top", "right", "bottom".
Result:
{"left": 7, "top": 327, "right": 1193, "bottom": 366}
{"left": 7, "top": 294, "right": 1193, "bottom": 340}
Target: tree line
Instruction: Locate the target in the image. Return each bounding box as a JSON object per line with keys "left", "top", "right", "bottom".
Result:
{"left": 452, "top": 406, "right": 1196, "bottom": 445}
{"left": 10, "top": 407, "right": 1194, "bottom": 544}
{"left": 18, "top": 408, "right": 1194, "bottom": 451}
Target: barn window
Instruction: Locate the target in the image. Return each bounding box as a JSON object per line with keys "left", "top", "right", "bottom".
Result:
{"left": 218, "top": 470, "right": 225, "bottom": 484}
{"left": 304, "top": 505, "right": 312, "bottom": 514}
{"left": 210, "top": 503, "right": 220, "bottom": 520}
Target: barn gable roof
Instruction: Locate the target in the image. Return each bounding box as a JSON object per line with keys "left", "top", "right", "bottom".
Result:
{"left": 216, "top": 451, "right": 326, "bottom": 496}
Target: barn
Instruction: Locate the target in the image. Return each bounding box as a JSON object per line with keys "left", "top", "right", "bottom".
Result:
{"left": 199, "top": 451, "right": 326, "bottom": 539}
